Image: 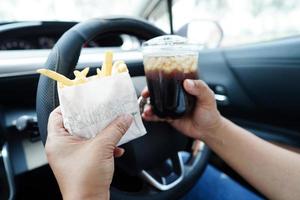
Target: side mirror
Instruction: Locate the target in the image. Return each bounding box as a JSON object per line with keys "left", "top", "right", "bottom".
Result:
{"left": 177, "top": 19, "right": 223, "bottom": 49}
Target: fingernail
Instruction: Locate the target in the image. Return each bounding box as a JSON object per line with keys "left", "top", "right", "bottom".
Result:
{"left": 186, "top": 79, "right": 195, "bottom": 88}
{"left": 120, "top": 148, "right": 125, "bottom": 154}
{"left": 119, "top": 114, "right": 133, "bottom": 124}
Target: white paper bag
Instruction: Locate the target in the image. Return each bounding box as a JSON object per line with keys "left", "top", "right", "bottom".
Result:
{"left": 57, "top": 72, "right": 147, "bottom": 146}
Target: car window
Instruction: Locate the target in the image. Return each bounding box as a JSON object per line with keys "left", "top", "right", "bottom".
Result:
{"left": 172, "top": 0, "right": 300, "bottom": 47}
{"left": 0, "top": 0, "right": 146, "bottom": 21}
{"left": 147, "top": 0, "right": 171, "bottom": 34}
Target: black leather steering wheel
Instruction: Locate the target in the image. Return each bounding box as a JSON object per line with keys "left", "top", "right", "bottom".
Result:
{"left": 36, "top": 17, "right": 210, "bottom": 200}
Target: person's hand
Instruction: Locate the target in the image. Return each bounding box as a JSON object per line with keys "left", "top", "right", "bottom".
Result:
{"left": 45, "top": 107, "right": 133, "bottom": 200}
{"left": 141, "top": 79, "right": 223, "bottom": 140}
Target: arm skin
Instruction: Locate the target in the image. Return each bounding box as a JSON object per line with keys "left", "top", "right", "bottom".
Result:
{"left": 142, "top": 79, "right": 300, "bottom": 200}
{"left": 205, "top": 117, "right": 300, "bottom": 200}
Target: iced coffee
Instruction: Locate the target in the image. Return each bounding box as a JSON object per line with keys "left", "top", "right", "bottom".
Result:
{"left": 142, "top": 35, "right": 198, "bottom": 118}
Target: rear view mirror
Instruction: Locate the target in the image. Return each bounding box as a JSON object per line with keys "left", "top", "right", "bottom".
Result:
{"left": 177, "top": 19, "right": 223, "bottom": 49}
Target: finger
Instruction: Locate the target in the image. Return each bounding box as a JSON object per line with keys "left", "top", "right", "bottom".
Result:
{"left": 142, "top": 105, "right": 160, "bottom": 121}
{"left": 47, "top": 107, "right": 64, "bottom": 135}
{"left": 142, "top": 112, "right": 162, "bottom": 121}
{"left": 142, "top": 106, "right": 171, "bottom": 123}
{"left": 183, "top": 79, "right": 215, "bottom": 105}
{"left": 114, "top": 147, "right": 125, "bottom": 158}
{"left": 192, "top": 140, "right": 203, "bottom": 156}
{"left": 96, "top": 114, "right": 133, "bottom": 146}
{"left": 143, "top": 104, "right": 153, "bottom": 116}
{"left": 141, "top": 87, "right": 150, "bottom": 98}
{"left": 142, "top": 105, "right": 174, "bottom": 123}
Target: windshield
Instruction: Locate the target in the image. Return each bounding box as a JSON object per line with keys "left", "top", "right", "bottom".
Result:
{"left": 0, "top": 0, "right": 146, "bottom": 21}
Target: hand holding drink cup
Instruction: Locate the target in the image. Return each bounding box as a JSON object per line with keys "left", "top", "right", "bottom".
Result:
{"left": 142, "top": 35, "right": 199, "bottom": 119}
{"left": 141, "top": 37, "right": 221, "bottom": 140}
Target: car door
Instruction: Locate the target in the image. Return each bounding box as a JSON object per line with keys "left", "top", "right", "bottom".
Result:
{"left": 200, "top": 37, "right": 300, "bottom": 148}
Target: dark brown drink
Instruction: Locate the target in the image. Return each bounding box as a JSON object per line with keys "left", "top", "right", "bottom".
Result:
{"left": 144, "top": 54, "right": 198, "bottom": 118}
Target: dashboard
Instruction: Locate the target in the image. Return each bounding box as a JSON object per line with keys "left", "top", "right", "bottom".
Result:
{"left": 0, "top": 21, "right": 140, "bottom": 50}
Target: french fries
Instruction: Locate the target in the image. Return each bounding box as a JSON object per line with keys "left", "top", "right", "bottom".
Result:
{"left": 112, "top": 60, "right": 124, "bottom": 75}
{"left": 37, "top": 69, "right": 74, "bottom": 86}
{"left": 102, "top": 51, "right": 113, "bottom": 76}
{"left": 117, "top": 63, "right": 129, "bottom": 73}
{"left": 73, "top": 68, "right": 89, "bottom": 85}
{"left": 37, "top": 51, "right": 128, "bottom": 87}
{"left": 96, "top": 68, "right": 103, "bottom": 77}
{"left": 81, "top": 67, "right": 89, "bottom": 77}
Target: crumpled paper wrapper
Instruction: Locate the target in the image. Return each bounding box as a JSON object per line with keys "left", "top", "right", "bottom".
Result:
{"left": 57, "top": 72, "right": 147, "bottom": 146}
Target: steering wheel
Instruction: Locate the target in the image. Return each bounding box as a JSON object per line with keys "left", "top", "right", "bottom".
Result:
{"left": 36, "top": 17, "right": 210, "bottom": 200}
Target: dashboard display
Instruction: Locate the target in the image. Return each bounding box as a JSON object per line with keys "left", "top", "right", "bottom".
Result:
{"left": 0, "top": 22, "right": 139, "bottom": 50}
{"left": 0, "top": 22, "right": 140, "bottom": 51}
{"left": 38, "top": 37, "right": 56, "bottom": 49}
{"left": 0, "top": 40, "right": 34, "bottom": 50}
{"left": 0, "top": 37, "right": 57, "bottom": 50}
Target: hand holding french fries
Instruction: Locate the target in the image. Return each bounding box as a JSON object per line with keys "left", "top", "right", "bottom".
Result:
{"left": 37, "top": 51, "right": 128, "bottom": 87}
{"left": 39, "top": 50, "right": 146, "bottom": 145}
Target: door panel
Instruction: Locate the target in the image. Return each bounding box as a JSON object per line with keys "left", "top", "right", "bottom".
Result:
{"left": 225, "top": 37, "right": 300, "bottom": 113}
{"left": 199, "top": 37, "right": 300, "bottom": 147}
{"left": 199, "top": 50, "right": 255, "bottom": 109}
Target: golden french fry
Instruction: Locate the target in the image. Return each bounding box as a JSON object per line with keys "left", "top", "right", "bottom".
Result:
{"left": 38, "top": 52, "right": 128, "bottom": 87}
{"left": 73, "top": 70, "right": 87, "bottom": 85}
{"left": 96, "top": 68, "right": 103, "bottom": 77}
{"left": 58, "top": 82, "right": 65, "bottom": 89}
{"left": 74, "top": 68, "right": 89, "bottom": 79}
{"left": 74, "top": 78, "right": 86, "bottom": 85}
{"left": 37, "top": 69, "right": 74, "bottom": 86}
{"left": 81, "top": 67, "right": 89, "bottom": 77}
{"left": 102, "top": 51, "right": 113, "bottom": 76}
{"left": 73, "top": 70, "right": 82, "bottom": 78}
{"left": 117, "top": 63, "right": 128, "bottom": 73}
{"left": 112, "top": 60, "right": 125, "bottom": 75}
{"left": 112, "top": 60, "right": 125, "bottom": 68}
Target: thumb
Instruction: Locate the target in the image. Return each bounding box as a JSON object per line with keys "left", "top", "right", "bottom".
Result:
{"left": 183, "top": 79, "right": 215, "bottom": 105}
{"left": 96, "top": 114, "right": 133, "bottom": 146}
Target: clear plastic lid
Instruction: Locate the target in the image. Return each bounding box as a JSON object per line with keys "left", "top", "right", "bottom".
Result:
{"left": 142, "top": 35, "right": 198, "bottom": 56}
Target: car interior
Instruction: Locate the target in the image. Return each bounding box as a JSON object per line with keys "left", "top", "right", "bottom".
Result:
{"left": 1, "top": 0, "right": 300, "bottom": 199}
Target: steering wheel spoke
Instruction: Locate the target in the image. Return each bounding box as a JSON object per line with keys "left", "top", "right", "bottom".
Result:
{"left": 140, "top": 152, "right": 184, "bottom": 191}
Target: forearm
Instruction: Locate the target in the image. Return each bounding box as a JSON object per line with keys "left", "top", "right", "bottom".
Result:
{"left": 63, "top": 190, "right": 109, "bottom": 200}
{"left": 202, "top": 117, "right": 300, "bottom": 200}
